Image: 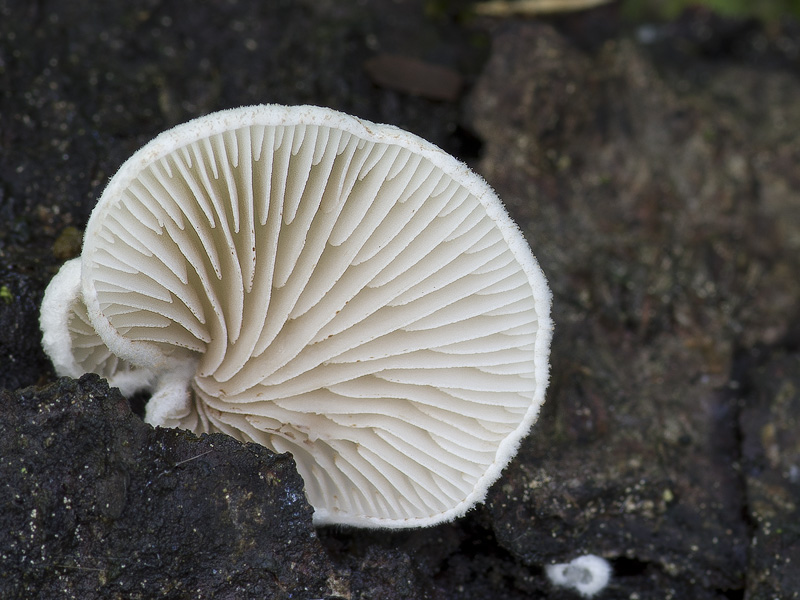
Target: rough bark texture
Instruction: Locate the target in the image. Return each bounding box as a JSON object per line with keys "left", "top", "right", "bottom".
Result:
{"left": 1, "top": 1, "right": 798, "bottom": 598}
{"left": 0, "top": 375, "right": 332, "bottom": 599}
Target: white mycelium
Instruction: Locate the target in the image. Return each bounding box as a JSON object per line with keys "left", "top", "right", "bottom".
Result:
{"left": 41, "top": 105, "right": 553, "bottom": 528}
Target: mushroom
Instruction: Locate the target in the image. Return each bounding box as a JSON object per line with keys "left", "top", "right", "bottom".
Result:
{"left": 41, "top": 104, "right": 552, "bottom": 528}
{"left": 40, "top": 257, "right": 155, "bottom": 397}
{"left": 546, "top": 554, "right": 612, "bottom": 597}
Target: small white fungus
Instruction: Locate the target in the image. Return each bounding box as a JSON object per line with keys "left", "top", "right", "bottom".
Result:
{"left": 40, "top": 104, "right": 553, "bottom": 529}
{"left": 546, "top": 554, "right": 611, "bottom": 597}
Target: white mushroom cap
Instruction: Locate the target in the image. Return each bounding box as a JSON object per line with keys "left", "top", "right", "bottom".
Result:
{"left": 47, "top": 104, "right": 552, "bottom": 528}
{"left": 40, "top": 257, "right": 155, "bottom": 396}
{"left": 546, "top": 554, "right": 612, "bottom": 597}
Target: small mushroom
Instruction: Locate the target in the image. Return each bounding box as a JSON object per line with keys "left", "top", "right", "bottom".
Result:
{"left": 40, "top": 257, "right": 155, "bottom": 396}
{"left": 546, "top": 554, "right": 612, "bottom": 597}
{"left": 41, "top": 105, "right": 552, "bottom": 528}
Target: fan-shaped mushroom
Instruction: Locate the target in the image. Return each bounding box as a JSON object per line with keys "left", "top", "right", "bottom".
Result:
{"left": 41, "top": 105, "right": 552, "bottom": 528}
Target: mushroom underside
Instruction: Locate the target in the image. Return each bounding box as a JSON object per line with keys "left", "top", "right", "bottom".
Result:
{"left": 42, "top": 105, "right": 552, "bottom": 528}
